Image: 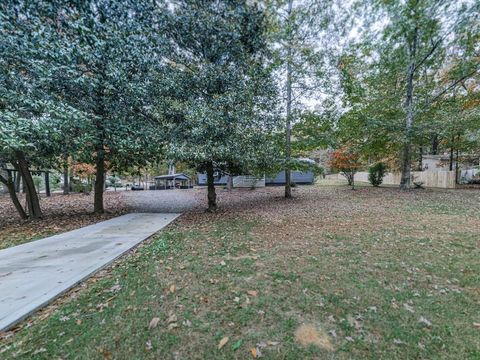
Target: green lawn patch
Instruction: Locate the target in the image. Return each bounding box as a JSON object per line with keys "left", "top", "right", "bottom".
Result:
{"left": 1, "top": 185, "right": 479, "bottom": 359}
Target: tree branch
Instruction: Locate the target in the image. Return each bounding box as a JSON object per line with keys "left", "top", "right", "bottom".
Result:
{"left": 428, "top": 68, "right": 480, "bottom": 105}
{"left": 413, "top": 38, "right": 441, "bottom": 73}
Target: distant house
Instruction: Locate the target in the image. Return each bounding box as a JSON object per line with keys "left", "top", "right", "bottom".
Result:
{"left": 197, "top": 170, "right": 315, "bottom": 187}
{"left": 196, "top": 173, "right": 265, "bottom": 187}
{"left": 265, "top": 170, "right": 315, "bottom": 185}
{"left": 196, "top": 172, "right": 228, "bottom": 186}
{"left": 422, "top": 154, "right": 454, "bottom": 171}
{"left": 422, "top": 154, "right": 479, "bottom": 183}
{"left": 196, "top": 158, "right": 317, "bottom": 187}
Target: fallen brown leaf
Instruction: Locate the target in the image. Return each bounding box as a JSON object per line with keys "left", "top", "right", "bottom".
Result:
{"left": 148, "top": 317, "right": 160, "bottom": 330}
{"left": 218, "top": 336, "right": 229, "bottom": 349}
{"left": 168, "top": 322, "right": 179, "bottom": 330}
{"left": 167, "top": 313, "right": 177, "bottom": 324}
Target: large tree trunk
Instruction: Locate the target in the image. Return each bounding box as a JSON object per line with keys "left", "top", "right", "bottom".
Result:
{"left": 226, "top": 174, "right": 233, "bottom": 191}
{"left": 94, "top": 73, "right": 107, "bottom": 213}
{"left": 206, "top": 161, "right": 217, "bottom": 212}
{"left": 344, "top": 171, "right": 355, "bottom": 189}
{"left": 431, "top": 134, "right": 439, "bottom": 155}
{"left": 449, "top": 135, "right": 454, "bottom": 171}
{"left": 63, "top": 153, "right": 69, "bottom": 195}
{"left": 399, "top": 100, "right": 414, "bottom": 189}
{"left": 455, "top": 146, "right": 459, "bottom": 184}
{"left": 94, "top": 151, "right": 105, "bottom": 214}
{"left": 0, "top": 167, "right": 27, "bottom": 220}
{"left": 14, "top": 151, "right": 42, "bottom": 218}
{"left": 6, "top": 179, "right": 27, "bottom": 220}
{"left": 45, "top": 171, "right": 51, "bottom": 197}
{"left": 418, "top": 146, "right": 423, "bottom": 171}
{"left": 284, "top": 0, "right": 293, "bottom": 199}
{"left": 14, "top": 171, "right": 21, "bottom": 192}
{"left": 400, "top": 28, "right": 418, "bottom": 190}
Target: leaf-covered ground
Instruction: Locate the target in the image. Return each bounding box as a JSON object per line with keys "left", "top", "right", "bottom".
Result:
{"left": 0, "top": 192, "right": 128, "bottom": 250}
{"left": 1, "top": 182, "right": 479, "bottom": 359}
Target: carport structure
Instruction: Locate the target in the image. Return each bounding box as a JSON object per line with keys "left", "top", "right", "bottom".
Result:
{"left": 152, "top": 173, "right": 193, "bottom": 190}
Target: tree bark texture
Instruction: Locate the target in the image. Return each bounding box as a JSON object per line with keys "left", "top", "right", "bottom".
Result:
{"left": 284, "top": 0, "right": 293, "bottom": 199}
{"left": 0, "top": 167, "right": 27, "bottom": 220}
{"left": 400, "top": 27, "right": 418, "bottom": 190}
{"left": 94, "top": 151, "right": 105, "bottom": 214}
{"left": 206, "top": 161, "right": 217, "bottom": 212}
{"left": 63, "top": 153, "right": 70, "bottom": 195}
{"left": 14, "top": 151, "right": 42, "bottom": 218}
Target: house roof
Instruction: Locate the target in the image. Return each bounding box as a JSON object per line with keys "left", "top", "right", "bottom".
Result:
{"left": 154, "top": 173, "right": 191, "bottom": 181}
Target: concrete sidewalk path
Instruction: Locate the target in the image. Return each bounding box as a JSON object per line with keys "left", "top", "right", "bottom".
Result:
{"left": 0, "top": 213, "right": 180, "bottom": 331}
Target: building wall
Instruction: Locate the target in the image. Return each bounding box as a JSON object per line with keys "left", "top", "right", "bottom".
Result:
{"left": 460, "top": 169, "right": 479, "bottom": 182}
{"left": 196, "top": 174, "right": 228, "bottom": 186}
{"left": 265, "top": 170, "right": 315, "bottom": 185}
{"left": 233, "top": 176, "right": 265, "bottom": 188}
{"left": 197, "top": 171, "right": 315, "bottom": 186}
{"left": 422, "top": 155, "right": 452, "bottom": 171}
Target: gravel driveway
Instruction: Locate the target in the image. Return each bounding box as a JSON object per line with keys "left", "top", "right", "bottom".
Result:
{"left": 121, "top": 189, "right": 202, "bottom": 213}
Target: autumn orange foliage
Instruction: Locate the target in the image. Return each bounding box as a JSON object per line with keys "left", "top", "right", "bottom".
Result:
{"left": 329, "top": 147, "right": 361, "bottom": 188}
{"left": 70, "top": 161, "right": 95, "bottom": 180}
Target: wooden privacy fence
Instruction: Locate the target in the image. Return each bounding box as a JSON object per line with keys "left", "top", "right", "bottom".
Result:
{"left": 329, "top": 171, "right": 456, "bottom": 189}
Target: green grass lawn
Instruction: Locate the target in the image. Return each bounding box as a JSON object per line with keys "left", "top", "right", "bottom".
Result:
{"left": 1, "top": 184, "right": 479, "bottom": 359}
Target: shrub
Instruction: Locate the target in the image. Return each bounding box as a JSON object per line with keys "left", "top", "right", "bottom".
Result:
{"left": 107, "top": 176, "right": 121, "bottom": 188}
{"left": 32, "top": 175, "right": 43, "bottom": 193}
{"left": 50, "top": 173, "right": 62, "bottom": 190}
{"left": 368, "top": 162, "right": 387, "bottom": 187}
{"left": 72, "top": 183, "right": 92, "bottom": 193}
{"left": 312, "top": 166, "right": 324, "bottom": 181}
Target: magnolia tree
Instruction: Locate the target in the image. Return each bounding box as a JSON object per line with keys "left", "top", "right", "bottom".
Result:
{"left": 329, "top": 147, "right": 361, "bottom": 190}
{"left": 48, "top": 0, "right": 168, "bottom": 213}
{"left": 0, "top": 104, "right": 85, "bottom": 219}
{"left": 0, "top": 1, "right": 81, "bottom": 218}
{"left": 1, "top": 0, "right": 168, "bottom": 216}
{"left": 160, "top": 0, "right": 280, "bottom": 212}
{"left": 0, "top": 119, "right": 46, "bottom": 219}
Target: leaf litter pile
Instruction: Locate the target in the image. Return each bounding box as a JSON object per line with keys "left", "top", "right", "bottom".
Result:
{"left": 1, "top": 182, "right": 479, "bottom": 359}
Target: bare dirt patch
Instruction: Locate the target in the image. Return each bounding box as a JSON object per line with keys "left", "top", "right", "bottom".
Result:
{"left": 295, "top": 324, "right": 334, "bottom": 351}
